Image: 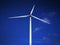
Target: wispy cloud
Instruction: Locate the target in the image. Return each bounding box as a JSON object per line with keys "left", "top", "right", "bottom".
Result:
{"left": 53, "top": 33, "right": 59, "bottom": 36}
{"left": 56, "top": 42, "right": 60, "bottom": 44}
{"left": 48, "top": 12, "right": 56, "bottom": 17}
{"left": 42, "top": 37, "right": 49, "bottom": 41}
{"left": 43, "top": 18, "right": 50, "bottom": 24}
{"left": 33, "top": 37, "right": 50, "bottom": 43}
{"left": 47, "top": 33, "right": 59, "bottom": 37}
{"left": 33, "top": 27, "right": 42, "bottom": 32}
{"left": 33, "top": 39, "right": 60, "bottom": 44}
{"left": 33, "top": 36, "right": 60, "bottom": 44}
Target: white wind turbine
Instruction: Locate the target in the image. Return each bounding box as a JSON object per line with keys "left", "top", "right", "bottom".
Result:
{"left": 8, "top": 5, "right": 50, "bottom": 45}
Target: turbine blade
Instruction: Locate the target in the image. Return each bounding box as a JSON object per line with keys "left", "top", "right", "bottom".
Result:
{"left": 30, "top": 5, "right": 35, "bottom": 15}
{"left": 8, "top": 15, "right": 29, "bottom": 19}
{"left": 32, "top": 15, "right": 50, "bottom": 24}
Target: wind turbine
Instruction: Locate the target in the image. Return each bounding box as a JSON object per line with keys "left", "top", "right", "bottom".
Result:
{"left": 8, "top": 5, "right": 50, "bottom": 45}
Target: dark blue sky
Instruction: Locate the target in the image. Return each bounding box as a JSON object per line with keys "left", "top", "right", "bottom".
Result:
{"left": 0, "top": 0, "right": 60, "bottom": 45}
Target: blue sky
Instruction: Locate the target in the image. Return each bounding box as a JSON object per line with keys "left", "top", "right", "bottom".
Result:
{"left": 0, "top": 0, "right": 60, "bottom": 45}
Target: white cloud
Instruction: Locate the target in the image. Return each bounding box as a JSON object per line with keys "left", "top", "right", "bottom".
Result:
{"left": 53, "top": 33, "right": 58, "bottom": 36}
{"left": 48, "top": 12, "right": 56, "bottom": 17}
{"left": 56, "top": 42, "right": 60, "bottom": 44}
{"left": 44, "top": 18, "right": 50, "bottom": 23}
{"left": 48, "top": 33, "right": 59, "bottom": 37}
{"left": 52, "top": 33, "right": 60, "bottom": 37}
{"left": 42, "top": 37, "right": 48, "bottom": 40}
{"left": 33, "top": 27, "right": 42, "bottom": 32}
{"left": 34, "top": 37, "right": 49, "bottom": 43}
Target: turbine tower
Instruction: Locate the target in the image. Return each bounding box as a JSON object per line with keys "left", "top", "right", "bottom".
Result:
{"left": 8, "top": 5, "right": 50, "bottom": 45}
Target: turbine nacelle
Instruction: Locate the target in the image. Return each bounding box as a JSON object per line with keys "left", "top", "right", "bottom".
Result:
{"left": 8, "top": 5, "right": 50, "bottom": 45}
{"left": 9, "top": 5, "right": 50, "bottom": 24}
{"left": 29, "top": 15, "right": 32, "bottom": 17}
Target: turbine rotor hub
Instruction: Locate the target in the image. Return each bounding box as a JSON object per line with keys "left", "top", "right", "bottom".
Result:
{"left": 30, "top": 15, "right": 32, "bottom": 17}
